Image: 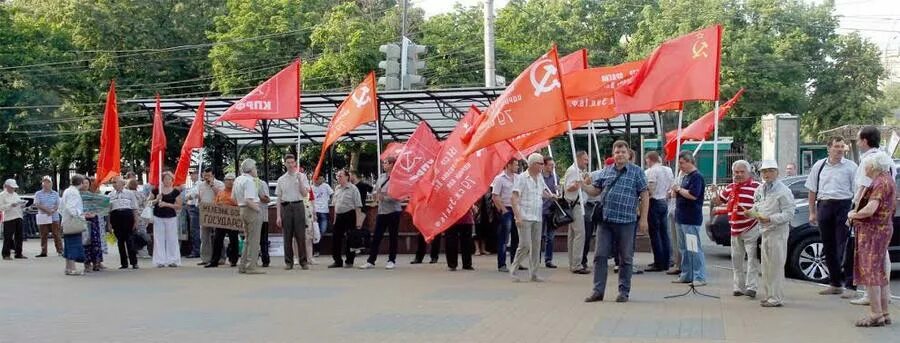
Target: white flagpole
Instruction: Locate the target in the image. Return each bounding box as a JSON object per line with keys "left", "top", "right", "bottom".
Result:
{"left": 675, "top": 110, "right": 684, "bottom": 164}
{"left": 546, "top": 144, "right": 559, "bottom": 185}
{"left": 196, "top": 148, "right": 205, "bottom": 185}
{"left": 158, "top": 151, "right": 163, "bottom": 187}
{"left": 565, "top": 121, "right": 584, "bottom": 211}
{"left": 590, "top": 121, "right": 602, "bottom": 164}
{"left": 712, "top": 100, "right": 720, "bottom": 185}
{"left": 692, "top": 139, "right": 706, "bottom": 157}
{"left": 376, "top": 118, "right": 383, "bottom": 177}
{"left": 587, "top": 122, "right": 593, "bottom": 170}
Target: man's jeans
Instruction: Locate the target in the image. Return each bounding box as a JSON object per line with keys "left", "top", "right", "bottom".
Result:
{"left": 497, "top": 208, "right": 517, "bottom": 269}
{"left": 542, "top": 213, "right": 555, "bottom": 263}
{"left": 592, "top": 221, "right": 636, "bottom": 296}
{"left": 676, "top": 223, "right": 707, "bottom": 282}
{"left": 187, "top": 205, "right": 200, "bottom": 257}
{"left": 648, "top": 199, "right": 671, "bottom": 269}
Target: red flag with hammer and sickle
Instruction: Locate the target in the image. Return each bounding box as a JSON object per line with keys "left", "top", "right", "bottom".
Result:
{"left": 462, "top": 46, "right": 569, "bottom": 157}
{"left": 312, "top": 72, "right": 378, "bottom": 181}
{"left": 614, "top": 25, "right": 722, "bottom": 113}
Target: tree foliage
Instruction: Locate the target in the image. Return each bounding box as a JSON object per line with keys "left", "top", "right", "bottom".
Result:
{"left": 0, "top": 0, "right": 891, "bottom": 186}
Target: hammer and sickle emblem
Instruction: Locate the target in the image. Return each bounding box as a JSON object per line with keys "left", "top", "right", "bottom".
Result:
{"left": 692, "top": 39, "right": 709, "bottom": 59}
{"left": 530, "top": 59, "right": 561, "bottom": 97}
{"left": 352, "top": 85, "right": 372, "bottom": 108}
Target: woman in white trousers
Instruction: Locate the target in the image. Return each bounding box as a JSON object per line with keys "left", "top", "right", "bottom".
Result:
{"left": 151, "top": 172, "right": 183, "bottom": 267}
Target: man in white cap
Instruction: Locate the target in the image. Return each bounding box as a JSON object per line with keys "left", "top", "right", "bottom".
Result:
{"left": 509, "top": 153, "right": 556, "bottom": 282}
{"left": 750, "top": 160, "right": 796, "bottom": 307}
{"left": 0, "top": 179, "right": 26, "bottom": 260}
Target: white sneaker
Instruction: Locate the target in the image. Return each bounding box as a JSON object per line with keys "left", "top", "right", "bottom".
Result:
{"left": 358, "top": 262, "right": 374, "bottom": 270}
{"left": 851, "top": 295, "right": 870, "bottom": 306}
{"left": 385, "top": 261, "right": 395, "bottom": 270}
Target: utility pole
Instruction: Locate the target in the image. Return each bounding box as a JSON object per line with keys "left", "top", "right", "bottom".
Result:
{"left": 401, "top": 0, "right": 408, "bottom": 38}
{"left": 484, "top": 0, "right": 496, "bottom": 87}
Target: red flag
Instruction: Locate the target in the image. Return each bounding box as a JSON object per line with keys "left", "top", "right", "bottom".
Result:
{"left": 408, "top": 107, "right": 515, "bottom": 242}
{"left": 664, "top": 88, "right": 745, "bottom": 160}
{"left": 462, "top": 46, "right": 568, "bottom": 157}
{"left": 565, "top": 60, "right": 683, "bottom": 121}
{"left": 95, "top": 80, "right": 120, "bottom": 185}
{"left": 559, "top": 48, "right": 589, "bottom": 74}
{"left": 381, "top": 142, "right": 406, "bottom": 161}
{"left": 149, "top": 95, "right": 167, "bottom": 187}
{"left": 215, "top": 60, "right": 301, "bottom": 129}
{"left": 615, "top": 25, "right": 722, "bottom": 114}
{"left": 312, "top": 72, "right": 378, "bottom": 181}
{"left": 174, "top": 99, "right": 206, "bottom": 186}
{"left": 386, "top": 122, "right": 441, "bottom": 200}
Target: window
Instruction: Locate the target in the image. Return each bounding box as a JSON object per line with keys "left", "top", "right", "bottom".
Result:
{"left": 788, "top": 178, "right": 809, "bottom": 200}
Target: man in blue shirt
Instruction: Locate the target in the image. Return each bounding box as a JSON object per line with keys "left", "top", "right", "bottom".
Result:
{"left": 671, "top": 151, "right": 708, "bottom": 286}
{"left": 583, "top": 140, "right": 649, "bottom": 303}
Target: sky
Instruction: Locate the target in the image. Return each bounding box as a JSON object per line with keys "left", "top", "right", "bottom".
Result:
{"left": 417, "top": 0, "right": 900, "bottom": 53}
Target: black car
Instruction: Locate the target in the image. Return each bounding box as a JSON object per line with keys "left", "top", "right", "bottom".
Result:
{"left": 706, "top": 174, "right": 900, "bottom": 283}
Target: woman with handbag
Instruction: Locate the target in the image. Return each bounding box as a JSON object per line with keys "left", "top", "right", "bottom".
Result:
{"left": 61, "top": 174, "right": 93, "bottom": 276}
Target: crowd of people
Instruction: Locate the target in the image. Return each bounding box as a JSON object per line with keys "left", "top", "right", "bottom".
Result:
{"left": 0, "top": 126, "right": 894, "bottom": 327}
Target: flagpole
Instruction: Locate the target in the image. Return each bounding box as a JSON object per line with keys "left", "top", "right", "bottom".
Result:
{"left": 675, "top": 109, "right": 684, "bottom": 164}
{"left": 375, "top": 105, "right": 383, "bottom": 177}
{"left": 197, "top": 149, "right": 204, "bottom": 185}
{"left": 590, "top": 121, "right": 602, "bottom": 164}
{"left": 587, "top": 121, "right": 593, "bottom": 170}
{"left": 158, "top": 151, "right": 163, "bottom": 188}
{"left": 565, "top": 121, "right": 584, "bottom": 212}
{"left": 712, "top": 100, "right": 720, "bottom": 185}
{"left": 546, "top": 144, "right": 559, "bottom": 187}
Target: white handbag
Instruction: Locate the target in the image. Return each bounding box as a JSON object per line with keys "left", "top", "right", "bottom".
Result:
{"left": 140, "top": 202, "right": 154, "bottom": 220}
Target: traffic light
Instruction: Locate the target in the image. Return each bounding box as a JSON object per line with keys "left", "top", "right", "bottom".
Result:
{"left": 403, "top": 37, "right": 427, "bottom": 90}
{"left": 378, "top": 43, "right": 401, "bottom": 91}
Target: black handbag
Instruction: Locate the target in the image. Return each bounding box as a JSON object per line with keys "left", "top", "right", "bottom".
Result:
{"left": 551, "top": 196, "right": 577, "bottom": 227}
{"left": 591, "top": 167, "right": 627, "bottom": 223}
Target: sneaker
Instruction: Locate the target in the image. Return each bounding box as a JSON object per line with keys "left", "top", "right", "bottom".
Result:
{"left": 572, "top": 268, "right": 590, "bottom": 275}
{"left": 530, "top": 275, "right": 545, "bottom": 282}
{"left": 671, "top": 278, "right": 691, "bottom": 284}
{"left": 584, "top": 293, "right": 604, "bottom": 303}
{"left": 118, "top": 266, "right": 129, "bottom": 270}
{"left": 615, "top": 294, "right": 629, "bottom": 303}
{"left": 167, "top": 264, "right": 178, "bottom": 268}
{"left": 691, "top": 280, "right": 707, "bottom": 287}
{"left": 665, "top": 268, "right": 681, "bottom": 275}
{"left": 385, "top": 261, "right": 396, "bottom": 270}
{"left": 818, "top": 286, "right": 843, "bottom": 295}
{"left": 244, "top": 269, "right": 266, "bottom": 275}
{"left": 498, "top": 266, "right": 509, "bottom": 273}
{"left": 851, "top": 296, "right": 871, "bottom": 306}
{"left": 733, "top": 290, "right": 744, "bottom": 297}
{"left": 545, "top": 261, "right": 557, "bottom": 269}
{"left": 745, "top": 290, "right": 757, "bottom": 298}
{"left": 841, "top": 290, "right": 859, "bottom": 299}
{"left": 358, "top": 262, "right": 375, "bottom": 270}
{"left": 313, "top": 251, "right": 320, "bottom": 257}
{"left": 613, "top": 265, "right": 619, "bottom": 273}
{"left": 761, "top": 300, "right": 783, "bottom": 308}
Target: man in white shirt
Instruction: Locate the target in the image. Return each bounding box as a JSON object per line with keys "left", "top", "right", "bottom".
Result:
{"left": 312, "top": 175, "right": 333, "bottom": 257}
{"left": 563, "top": 151, "right": 590, "bottom": 274}
{"left": 276, "top": 153, "right": 310, "bottom": 270}
{"left": 184, "top": 170, "right": 202, "bottom": 259}
{"left": 643, "top": 151, "right": 675, "bottom": 272}
{"left": 108, "top": 176, "right": 141, "bottom": 269}
{"left": 233, "top": 159, "right": 264, "bottom": 274}
{"left": 0, "top": 179, "right": 25, "bottom": 260}
{"left": 492, "top": 160, "right": 519, "bottom": 272}
{"left": 196, "top": 168, "right": 224, "bottom": 266}
{"left": 34, "top": 176, "right": 62, "bottom": 257}
{"left": 510, "top": 153, "right": 556, "bottom": 282}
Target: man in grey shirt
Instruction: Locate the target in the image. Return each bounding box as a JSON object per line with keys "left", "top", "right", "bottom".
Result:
{"left": 360, "top": 156, "right": 403, "bottom": 270}
{"left": 276, "top": 154, "right": 310, "bottom": 270}
{"left": 805, "top": 136, "right": 856, "bottom": 296}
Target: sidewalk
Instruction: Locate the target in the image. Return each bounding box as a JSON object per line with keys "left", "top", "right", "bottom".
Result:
{"left": 1, "top": 241, "right": 897, "bottom": 342}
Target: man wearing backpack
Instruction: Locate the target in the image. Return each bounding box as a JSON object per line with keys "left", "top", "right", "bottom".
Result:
{"left": 805, "top": 136, "right": 857, "bottom": 297}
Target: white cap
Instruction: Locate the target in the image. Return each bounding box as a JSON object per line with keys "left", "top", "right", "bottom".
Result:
{"left": 41, "top": 175, "right": 52, "bottom": 183}
{"left": 527, "top": 153, "right": 544, "bottom": 165}
{"left": 3, "top": 179, "right": 18, "bottom": 189}
{"left": 224, "top": 172, "right": 236, "bottom": 180}
{"left": 759, "top": 160, "right": 779, "bottom": 171}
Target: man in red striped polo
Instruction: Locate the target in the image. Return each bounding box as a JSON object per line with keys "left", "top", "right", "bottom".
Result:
{"left": 713, "top": 160, "right": 761, "bottom": 298}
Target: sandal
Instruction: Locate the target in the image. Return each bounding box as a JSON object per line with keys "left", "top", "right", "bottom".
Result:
{"left": 855, "top": 313, "right": 885, "bottom": 327}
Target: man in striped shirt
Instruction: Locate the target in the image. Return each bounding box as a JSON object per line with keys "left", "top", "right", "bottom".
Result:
{"left": 713, "top": 160, "right": 761, "bottom": 298}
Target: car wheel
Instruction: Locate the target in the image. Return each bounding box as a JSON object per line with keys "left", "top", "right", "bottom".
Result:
{"left": 788, "top": 235, "right": 830, "bottom": 283}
